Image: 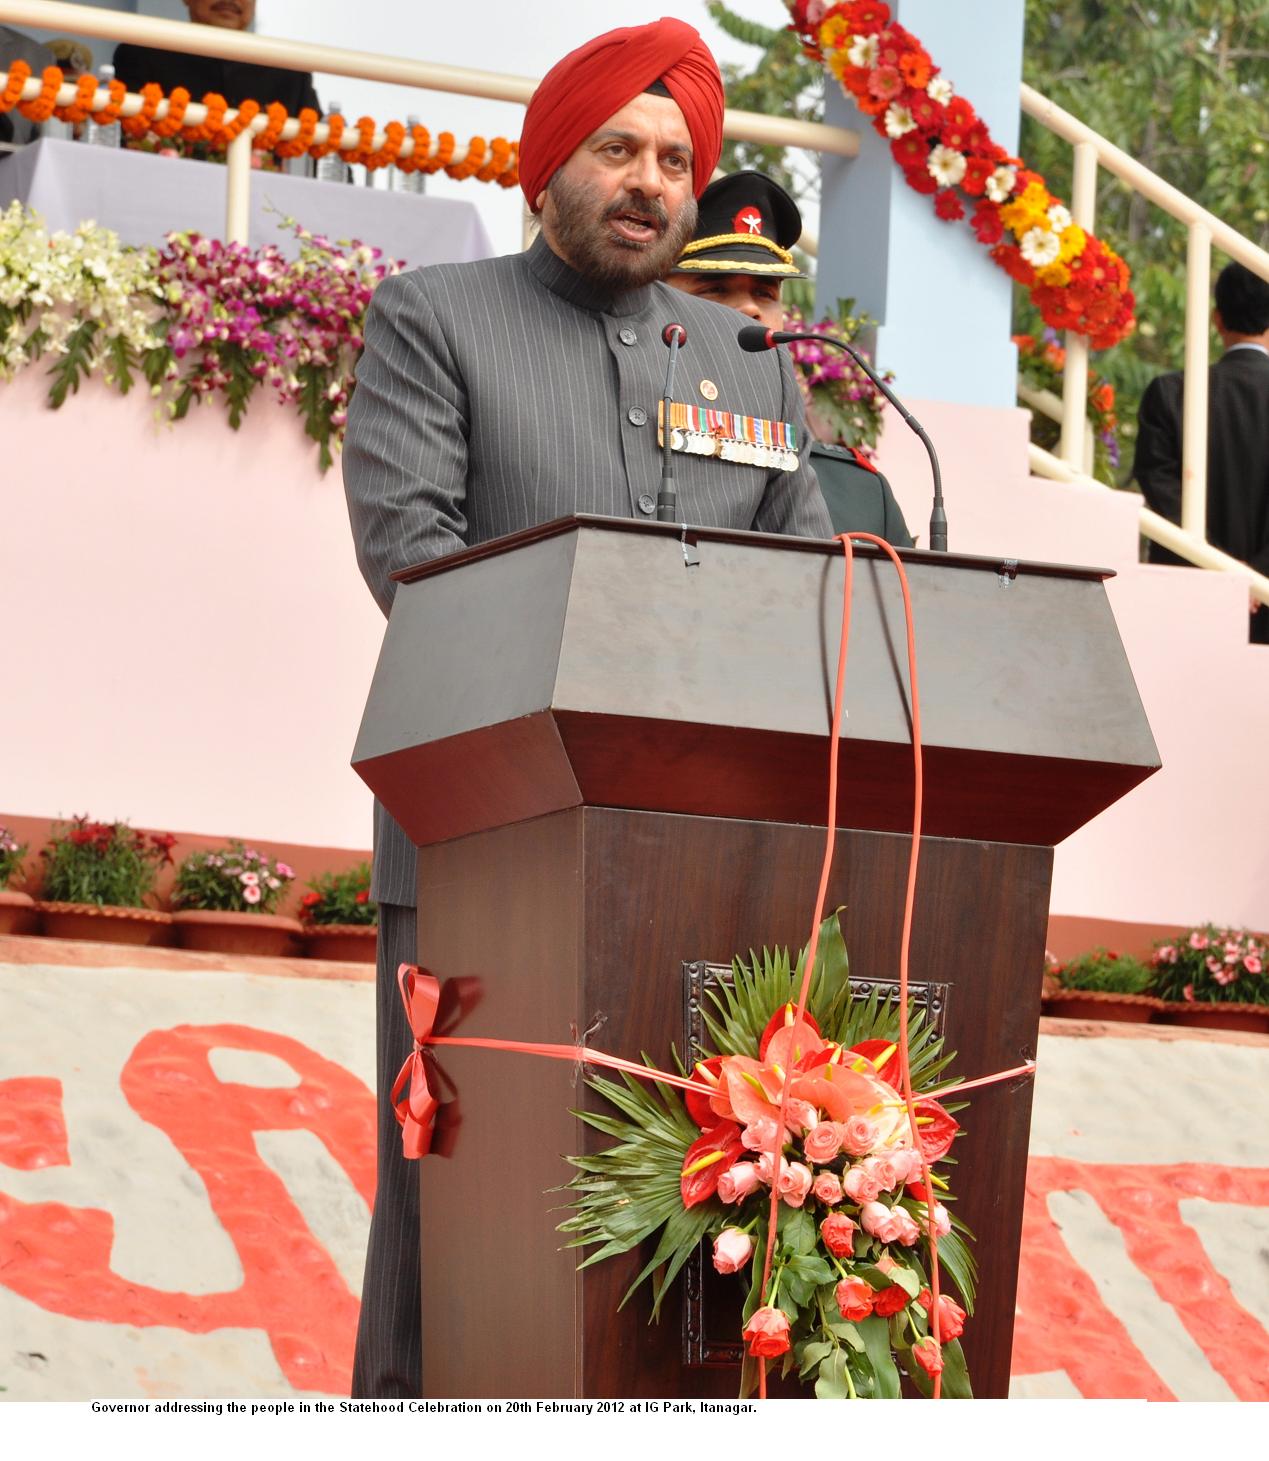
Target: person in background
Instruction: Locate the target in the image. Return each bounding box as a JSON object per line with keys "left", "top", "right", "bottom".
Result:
{"left": 668, "top": 169, "right": 914, "bottom": 547}
{"left": 0, "top": 26, "right": 56, "bottom": 148}
{"left": 1132, "top": 261, "right": 1269, "bottom": 644}
{"left": 112, "top": 0, "right": 320, "bottom": 117}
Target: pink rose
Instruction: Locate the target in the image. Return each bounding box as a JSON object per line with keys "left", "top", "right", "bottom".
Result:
{"left": 742, "top": 1116, "right": 785, "bottom": 1152}
{"left": 891, "top": 1209, "right": 922, "bottom": 1246}
{"left": 717, "top": 1161, "right": 762, "bottom": 1204}
{"left": 841, "top": 1114, "right": 881, "bottom": 1156}
{"left": 712, "top": 1228, "right": 755, "bottom": 1274}
{"left": 843, "top": 1164, "right": 882, "bottom": 1205}
{"left": 803, "top": 1122, "right": 844, "bottom": 1164}
{"left": 865, "top": 1152, "right": 916, "bottom": 1192}
{"left": 820, "top": 1211, "right": 857, "bottom": 1257}
{"left": 859, "top": 1201, "right": 910, "bottom": 1243}
{"left": 835, "top": 1276, "right": 874, "bottom": 1322}
{"left": 784, "top": 1099, "right": 819, "bottom": 1135}
{"left": 755, "top": 1150, "right": 787, "bottom": 1187}
{"left": 778, "top": 1161, "right": 814, "bottom": 1208}
{"left": 812, "top": 1171, "right": 843, "bottom": 1205}
{"left": 924, "top": 1202, "right": 952, "bottom": 1238}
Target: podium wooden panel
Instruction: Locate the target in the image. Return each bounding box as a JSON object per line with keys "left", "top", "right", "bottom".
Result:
{"left": 353, "top": 516, "right": 1159, "bottom": 1398}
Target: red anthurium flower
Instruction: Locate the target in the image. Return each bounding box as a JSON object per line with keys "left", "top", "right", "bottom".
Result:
{"left": 846, "top": 1038, "right": 902, "bottom": 1087}
{"left": 680, "top": 1121, "right": 745, "bottom": 1207}
{"left": 757, "top": 1003, "right": 821, "bottom": 1061}
{"left": 913, "top": 1098, "right": 958, "bottom": 1160}
{"left": 684, "top": 1055, "right": 724, "bottom": 1129}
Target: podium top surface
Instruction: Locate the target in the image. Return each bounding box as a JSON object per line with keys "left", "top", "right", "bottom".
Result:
{"left": 390, "top": 513, "right": 1115, "bottom": 588}
{"left": 358, "top": 515, "right": 1157, "bottom": 849}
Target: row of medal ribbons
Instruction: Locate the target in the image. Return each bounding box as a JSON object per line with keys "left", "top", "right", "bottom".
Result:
{"left": 657, "top": 401, "right": 799, "bottom": 472}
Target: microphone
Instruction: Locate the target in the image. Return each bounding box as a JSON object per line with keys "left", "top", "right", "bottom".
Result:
{"left": 658, "top": 323, "right": 686, "bottom": 522}
{"left": 737, "top": 325, "right": 948, "bottom": 552}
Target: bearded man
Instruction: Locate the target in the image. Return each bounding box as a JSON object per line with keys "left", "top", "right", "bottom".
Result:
{"left": 342, "top": 17, "right": 830, "bottom": 1400}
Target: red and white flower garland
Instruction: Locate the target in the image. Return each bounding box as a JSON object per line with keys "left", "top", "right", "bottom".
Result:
{"left": 787, "top": 1, "right": 1135, "bottom": 349}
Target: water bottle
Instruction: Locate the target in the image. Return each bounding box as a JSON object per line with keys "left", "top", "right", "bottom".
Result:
{"left": 84, "top": 64, "right": 121, "bottom": 148}
{"left": 389, "top": 115, "right": 426, "bottom": 194}
{"left": 315, "top": 102, "right": 350, "bottom": 184}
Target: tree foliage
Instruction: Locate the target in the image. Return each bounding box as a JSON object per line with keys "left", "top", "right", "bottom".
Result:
{"left": 1020, "top": 0, "right": 1268, "bottom": 468}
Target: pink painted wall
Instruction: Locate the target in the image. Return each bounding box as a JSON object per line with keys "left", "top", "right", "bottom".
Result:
{"left": 877, "top": 400, "right": 1269, "bottom": 932}
{"left": 2, "top": 370, "right": 385, "bottom": 851}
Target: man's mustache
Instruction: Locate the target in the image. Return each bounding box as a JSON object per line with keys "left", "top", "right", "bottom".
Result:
{"left": 603, "top": 196, "right": 669, "bottom": 233}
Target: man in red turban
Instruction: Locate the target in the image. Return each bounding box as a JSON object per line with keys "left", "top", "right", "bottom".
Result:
{"left": 519, "top": 17, "right": 724, "bottom": 291}
{"left": 343, "top": 17, "right": 829, "bottom": 1401}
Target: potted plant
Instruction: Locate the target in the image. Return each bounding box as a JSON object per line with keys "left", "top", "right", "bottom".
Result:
{"left": 0, "top": 825, "right": 36, "bottom": 935}
{"left": 1041, "top": 947, "right": 1163, "bottom": 1022}
{"left": 1150, "top": 926, "right": 1269, "bottom": 1033}
{"left": 170, "top": 842, "right": 301, "bottom": 957}
{"left": 299, "top": 861, "right": 377, "bottom": 963}
{"left": 35, "top": 816, "right": 175, "bottom": 944}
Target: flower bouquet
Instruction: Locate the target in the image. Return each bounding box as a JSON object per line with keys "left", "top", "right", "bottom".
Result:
{"left": 561, "top": 913, "right": 975, "bottom": 1398}
{"left": 781, "top": 301, "right": 890, "bottom": 459}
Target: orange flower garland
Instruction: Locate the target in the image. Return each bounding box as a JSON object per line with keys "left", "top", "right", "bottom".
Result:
{"left": 788, "top": 0, "right": 1134, "bottom": 349}
{"left": 0, "top": 67, "right": 520, "bottom": 188}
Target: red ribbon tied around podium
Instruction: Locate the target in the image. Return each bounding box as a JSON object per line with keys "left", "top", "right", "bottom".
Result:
{"left": 391, "top": 963, "right": 442, "bottom": 1159}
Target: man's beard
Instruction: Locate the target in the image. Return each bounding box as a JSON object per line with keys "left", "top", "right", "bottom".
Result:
{"left": 547, "top": 171, "right": 699, "bottom": 292}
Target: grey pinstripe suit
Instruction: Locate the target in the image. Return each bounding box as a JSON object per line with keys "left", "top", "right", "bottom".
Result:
{"left": 342, "top": 233, "right": 831, "bottom": 1396}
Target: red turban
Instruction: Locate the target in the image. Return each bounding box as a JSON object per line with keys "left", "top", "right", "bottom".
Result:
{"left": 519, "top": 17, "right": 724, "bottom": 210}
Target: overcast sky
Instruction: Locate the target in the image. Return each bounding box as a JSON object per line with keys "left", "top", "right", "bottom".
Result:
{"left": 258, "top": 0, "right": 795, "bottom": 256}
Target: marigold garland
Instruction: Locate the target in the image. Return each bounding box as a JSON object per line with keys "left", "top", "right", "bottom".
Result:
{"left": 0, "top": 65, "right": 520, "bottom": 188}
{"left": 787, "top": 1, "right": 1135, "bottom": 349}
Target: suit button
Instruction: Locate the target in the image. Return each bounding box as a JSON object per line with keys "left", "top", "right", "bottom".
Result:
{"left": 627, "top": 406, "right": 648, "bottom": 427}
{"left": 637, "top": 493, "right": 655, "bottom": 514}
{"left": 619, "top": 327, "right": 637, "bottom": 346}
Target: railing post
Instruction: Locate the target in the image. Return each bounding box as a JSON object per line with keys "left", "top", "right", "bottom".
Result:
{"left": 1059, "top": 140, "right": 1098, "bottom": 470}
{"left": 225, "top": 128, "right": 253, "bottom": 245}
{"left": 1181, "top": 220, "right": 1212, "bottom": 541}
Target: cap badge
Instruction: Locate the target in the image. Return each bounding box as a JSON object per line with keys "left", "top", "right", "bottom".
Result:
{"left": 699, "top": 379, "right": 719, "bottom": 401}
{"left": 733, "top": 207, "right": 764, "bottom": 236}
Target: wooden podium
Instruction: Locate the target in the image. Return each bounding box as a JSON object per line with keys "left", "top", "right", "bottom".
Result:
{"left": 353, "top": 516, "right": 1158, "bottom": 1398}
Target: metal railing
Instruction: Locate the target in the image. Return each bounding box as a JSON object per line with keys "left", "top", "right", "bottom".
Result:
{"left": 1020, "top": 82, "right": 1269, "bottom": 594}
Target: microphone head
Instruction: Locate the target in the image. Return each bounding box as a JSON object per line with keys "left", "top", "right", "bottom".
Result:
{"left": 662, "top": 322, "right": 687, "bottom": 348}
{"left": 736, "top": 324, "right": 776, "bottom": 352}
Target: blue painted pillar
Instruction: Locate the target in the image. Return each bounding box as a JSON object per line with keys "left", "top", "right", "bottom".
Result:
{"left": 816, "top": 0, "right": 1025, "bottom": 407}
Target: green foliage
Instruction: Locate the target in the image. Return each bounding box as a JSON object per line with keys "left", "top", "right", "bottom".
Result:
{"left": 1055, "top": 947, "right": 1155, "bottom": 995}
{"left": 0, "top": 827, "right": 28, "bottom": 890}
{"left": 171, "top": 841, "right": 295, "bottom": 915}
{"left": 707, "top": 1, "right": 824, "bottom": 200}
{"left": 1020, "top": 0, "right": 1269, "bottom": 470}
{"left": 39, "top": 816, "right": 174, "bottom": 908}
{"left": 300, "top": 861, "right": 377, "bottom": 926}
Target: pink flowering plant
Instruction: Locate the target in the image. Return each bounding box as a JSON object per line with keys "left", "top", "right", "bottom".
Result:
{"left": 561, "top": 913, "right": 975, "bottom": 1399}
{"left": 1151, "top": 925, "right": 1268, "bottom": 1006}
{"left": 145, "top": 220, "right": 400, "bottom": 470}
{"left": 0, "top": 826, "right": 28, "bottom": 890}
{"left": 171, "top": 841, "right": 295, "bottom": 915}
{"left": 781, "top": 300, "right": 890, "bottom": 458}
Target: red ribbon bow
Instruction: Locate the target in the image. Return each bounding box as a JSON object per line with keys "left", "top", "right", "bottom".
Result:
{"left": 390, "top": 962, "right": 441, "bottom": 1159}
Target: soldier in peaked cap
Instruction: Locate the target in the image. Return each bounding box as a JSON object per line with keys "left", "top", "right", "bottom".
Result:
{"left": 669, "top": 171, "right": 914, "bottom": 546}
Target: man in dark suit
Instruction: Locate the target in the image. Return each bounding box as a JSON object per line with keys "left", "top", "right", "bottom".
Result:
{"left": 342, "top": 19, "right": 830, "bottom": 1399}
{"left": 112, "top": 0, "right": 320, "bottom": 117}
{"left": 1132, "top": 261, "right": 1269, "bottom": 643}
{"left": 667, "top": 170, "right": 914, "bottom": 546}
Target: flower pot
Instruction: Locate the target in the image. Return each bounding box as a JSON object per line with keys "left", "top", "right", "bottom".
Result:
{"left": 302, "top": 922, "right": 377, "bottom": 963}
{"left": 1156, "top": 1001, "right": 1269, "bottom": 1035}
{"left": 170, "top": 909, "right": 303, "bottom": 958}
{"left": 35, "top": 900, "right": 173, "bottom": 946}
{"left": 1041, "top": 988, "right": 1165, "bottom": 1023}
{"left": 0, "top": 889, "right": 38, "bottom": 936}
